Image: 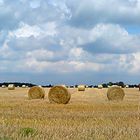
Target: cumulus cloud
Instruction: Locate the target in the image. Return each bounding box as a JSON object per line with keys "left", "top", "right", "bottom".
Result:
{"left": 80, "top": 24, "right": 140, "bottom": 54}
{"left": 26, "top": 49, "right": 54, "bottom": 61}
{"left": 19, "top": 59, "right": 103, "bottom": 73}
{"left": 10, "top": 22, "right": 57, "bottom": 38}
{"left": 0, "top": 0, "right": 140, "bottom": 84}
{"left": 129, "top": 52, "right": 140, "bottom": 73}
{"left": 67, "top": 0, "right": 140, "bottom": 28}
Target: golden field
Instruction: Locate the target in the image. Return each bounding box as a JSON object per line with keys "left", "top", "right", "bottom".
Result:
{"left": 0, "top": 87, "right": 139, "bottom": 140}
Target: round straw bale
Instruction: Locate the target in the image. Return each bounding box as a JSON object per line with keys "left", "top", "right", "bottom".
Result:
{"left": 22, "top": 85, "right": 26, "bottom": 88}
{"left": 107, "top": 86, "right": 125, "bottom": 101}
{"left": 8, "top": 84, "right": 15, "bottom": 90}
{"left": 61, "top": 84, "right": 67, "bottom": 88}
{"left": 1, "top": 85, "right": 6, "bottom": 88}
{"left": 112, "top": 85, "right": 118, "bottom": 87}
{"left": 78, "top": 85, "right": 85, "bottom": 91}
{"left": 28, "top": 86, "right": 45, "bottom": 99}
{"left": 98, "top": 85, "right": 103, "bottom": 89}
{"left": 108, "top": 85, "right": 111, "bottom": 88}
{"left": 48, "top": 86, "right": 71, "bottom": 104}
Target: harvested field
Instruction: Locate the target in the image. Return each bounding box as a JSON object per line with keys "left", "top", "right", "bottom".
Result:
{"left": 0, "top": 87, "right": 139, "bottom": 140}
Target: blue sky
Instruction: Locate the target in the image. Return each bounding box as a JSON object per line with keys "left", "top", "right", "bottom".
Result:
{"left": 0, "top": 0, "right": 140, "bottom": 85}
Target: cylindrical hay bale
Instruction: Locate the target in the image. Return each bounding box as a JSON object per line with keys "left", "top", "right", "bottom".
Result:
{"left": 48, "top": 86, "right": 71, "bottom": 104}
{"left": 112, "top": 85, "right": 118, "bottom": 87}
{"left": 61, "top": 85, "right": 67, "bottom": 88}
{"left": 22, "top": 85, "right": 26, "bottom": 88}
{"left": 108, "top": 85, "right": 111, "bottom": 88}
{"left": 98, "top": 85, "right": 103, "bottom": 89}
{"left": 107, "top": 86, "right": 125, "bottom": 101}
{"left": 8, "top": 84, "right": 15, "bottom": 90}
{"left": 78, "top": 85, "right": 85, "bottom": 91}
{"left": 1, "top": 85, "right": 6, "bottom": 88}
{"left": 28, "top": 86, "right": 45, "bottom": 99}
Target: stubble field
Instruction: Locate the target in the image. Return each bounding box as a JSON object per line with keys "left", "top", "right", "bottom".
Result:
{"left": 0, "top": 87, "right": 139, "bottom": 140}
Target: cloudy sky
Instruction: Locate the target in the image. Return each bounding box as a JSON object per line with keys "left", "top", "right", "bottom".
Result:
{"left": 0, "top": 0, "right": 140, "bottom": 85}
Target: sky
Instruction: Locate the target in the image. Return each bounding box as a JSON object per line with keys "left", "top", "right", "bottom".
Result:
{"left": 0, "top": 0, "right": 140, "bottom": 85}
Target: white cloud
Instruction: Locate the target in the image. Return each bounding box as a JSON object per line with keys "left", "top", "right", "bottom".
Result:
{"left": 10, "top": 23, "right": 41, "bottom": 38}
{"left": 129, "top": 52, "right": 140, "bottom": 73}
{"left": 30, "top": 0, "right": 41, "bottom": 9}
{"left": 26, "top": 49, "right": 54, "bottom": 61}
{"left": 0, "top": 0, "right": 140, "bottom": 84}
{"left": 20, "top": 59, "right": 104, "bottom": 73}
{"left": 68, "top": 47, "right": 85, "bottom": 60}
{"left": 78, "top": 24, "right": 140, "bottom": 54}
{"left": 0, "top": 40, "right": 14, "bottom": 59}
{"left": 10, "top": 22, "right": 57, "bottom": 38}
{"left": 67, "top": 0, "right": 140, "bottom": 27}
